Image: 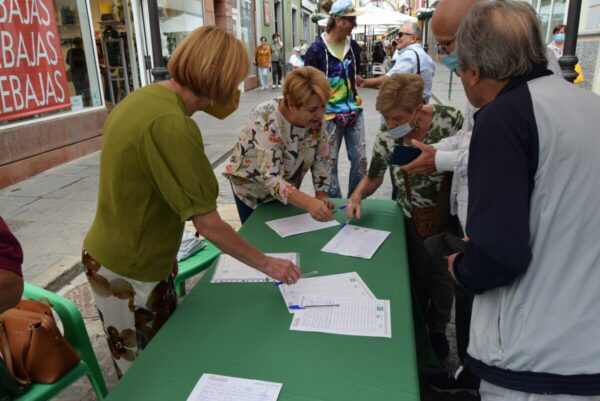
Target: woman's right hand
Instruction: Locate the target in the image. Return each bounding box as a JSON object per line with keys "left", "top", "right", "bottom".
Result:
{"left": 260, "top": 256, "right": 301, "bottom": 284}
{"left": 345, "top": 194, "right": 363, "bottom": 220}
{"left": 308, "top": 198, "right": 333, "bottom": 222}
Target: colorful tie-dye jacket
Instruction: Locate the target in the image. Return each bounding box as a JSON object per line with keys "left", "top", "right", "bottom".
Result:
{"left": 304, "top": 34, "right": 363, "bottom": 120}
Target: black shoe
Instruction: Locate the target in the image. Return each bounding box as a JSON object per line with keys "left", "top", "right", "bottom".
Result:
{"left": 429, "top": 331, "right": 450, "bottom": 360}
{"left": 425, "top": 366, "right": 480, "bottom": 396}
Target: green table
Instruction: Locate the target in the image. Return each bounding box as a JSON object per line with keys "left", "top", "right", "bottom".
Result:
{"left": 105, "top": 199, "right": 420, "bottom": 400}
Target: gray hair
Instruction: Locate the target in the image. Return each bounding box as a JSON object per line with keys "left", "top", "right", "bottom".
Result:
{"left": 403, "top": 22, "right": 422, "bottom": 40}
{"left": 456, "top": 0, "right": 548, "bottom": 80}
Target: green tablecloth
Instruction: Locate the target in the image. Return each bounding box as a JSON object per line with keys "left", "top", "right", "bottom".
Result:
{"left": 105, "top": 199, "right": 422, "bottom": 400}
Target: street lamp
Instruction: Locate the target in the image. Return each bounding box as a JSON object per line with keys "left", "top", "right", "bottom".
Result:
{"left": 148, "top": 1, "right": 168, "bottom": 82}
{"left": 559, "top": 0, "right": 582, "bottom": 83}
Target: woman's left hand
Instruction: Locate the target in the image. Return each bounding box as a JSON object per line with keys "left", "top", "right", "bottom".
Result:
{"left": 316, "top": 193, "right": 335, "bottom": 210}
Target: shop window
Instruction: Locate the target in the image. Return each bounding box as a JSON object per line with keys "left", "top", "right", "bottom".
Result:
{"left": 241, "top": 0, "right": 255, "bottom": 75}
{"left": 157, "top": 0, "right": 204, "bottom": 62}
{"left": 0, "top": 0, "right": 103, "bottom": 126}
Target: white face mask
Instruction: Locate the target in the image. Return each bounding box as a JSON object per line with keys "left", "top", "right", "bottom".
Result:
{"left": 388, "top": 110, "right": 416, "bottom": 139}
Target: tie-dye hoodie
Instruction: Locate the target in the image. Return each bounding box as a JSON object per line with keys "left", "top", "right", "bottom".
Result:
{"left": 304, "top": 33, "right": 363, "bottom": 120}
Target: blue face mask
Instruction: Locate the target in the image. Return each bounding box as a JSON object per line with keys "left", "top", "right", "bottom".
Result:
{"left": 554, "top": 33, "right": 565, "bottom": 43}
{"left": 442, "top": 51, "right": 458, "bottom": 72}
{"left": 388, "top": 110, "right": 417, "bottom": 139}
{"left": 388, "top": 122, "right": 413, "bottom": 139}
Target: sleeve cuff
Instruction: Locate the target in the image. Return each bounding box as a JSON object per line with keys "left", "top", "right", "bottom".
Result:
{"left": 435, "top": 150, "right": 458, "bottom": 172}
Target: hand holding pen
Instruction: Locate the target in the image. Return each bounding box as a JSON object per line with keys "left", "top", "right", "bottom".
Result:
{"left": 275, "top": 270, "right": 319, "bottom": 286}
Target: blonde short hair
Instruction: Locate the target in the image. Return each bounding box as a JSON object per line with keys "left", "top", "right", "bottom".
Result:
{"left": 376, "top": 74, "right": 424, "bottom": 114}
{"left": 283, "top": 66, "right": 331, "bottom": 108}
{"left": 168, "top": 26, "right": 249, "bottom": 104}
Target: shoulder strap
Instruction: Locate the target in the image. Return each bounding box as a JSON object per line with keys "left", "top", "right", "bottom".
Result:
{"left": 401, "top": 170, "right": 413, "bottom": 204}
{"left": 409, "top": 49, "right": 421, "bottom": 75}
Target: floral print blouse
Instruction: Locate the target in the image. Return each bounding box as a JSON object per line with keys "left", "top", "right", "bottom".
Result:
{"left": 223, "top": 99, "right": 331, "bottom": 209}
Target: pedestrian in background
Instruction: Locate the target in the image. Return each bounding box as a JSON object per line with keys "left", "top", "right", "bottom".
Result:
{"left": 299, "top": 39, "right": 309, "bottom": 62}
{"left": 254, "top": 36, "right": 272, "bottom": 90}
{"left": 83, "top": 26, "right": 300, "bottom": 378}
{"left": 271, "top": 33, "right": 284, "bottom": 89}
{"left": 304, "top": 0, "right": 367, "bottom": 198}
{"left": 224, "top": 67, "right": 333, "bottom": 224}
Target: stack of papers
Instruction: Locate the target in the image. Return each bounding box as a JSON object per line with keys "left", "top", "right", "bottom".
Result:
{"left": 290, "top": 295, "right": 392, "bottom": 338}
{"left": 322, "top": 225, "right": 391, "bottom": 259}
{"left": 278, "top": 272, "right": 375, "bottom": 311}
{"left": 266, "top": 213, "right": 339, "bottom": 237}
{"left": 211, "top": 253, "right": 298, "bottom": 283}
{"left": 186, "top": 374, "right": 282, "bottom": 401}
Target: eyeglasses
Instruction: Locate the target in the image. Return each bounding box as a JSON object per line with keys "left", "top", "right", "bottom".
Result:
{"left": 436, "top": 38, "right": 456, "bottom": 55}
{"left": 397, "top": 32, "right": 414, "bottom": 39}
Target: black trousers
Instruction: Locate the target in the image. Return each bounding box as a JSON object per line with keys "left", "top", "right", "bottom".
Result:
{"left": 271, "top": 61, "right": 282, "bottom": 85}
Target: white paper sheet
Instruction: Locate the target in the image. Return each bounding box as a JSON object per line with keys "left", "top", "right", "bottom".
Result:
{"left": 278, "top": 272, "right": 375, "bottom": 312}
{"left": 290, "top": 295, "right": 392, "bottom": 338}
{"left": 321, "top": 224, "right": 391, "bottom": 259}
{"left": 186, "top": 373, "right": 282, "bottom": 401}
{"left": 211, "top": 253, "right": 298, "bottom": 283}
{"left": 265, "top": 213, "right": 340, "bottom": 238}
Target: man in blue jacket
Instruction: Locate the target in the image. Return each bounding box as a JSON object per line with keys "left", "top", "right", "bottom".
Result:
{"left": 304, "top": 0, "right": 366, "bottom": 198}
{"left": 447, "top": 1, "right": 600, "bottom": 399}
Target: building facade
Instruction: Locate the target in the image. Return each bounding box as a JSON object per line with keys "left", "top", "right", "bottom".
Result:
{"left": 0, "top": 0, "right": 318, "bottom": 188}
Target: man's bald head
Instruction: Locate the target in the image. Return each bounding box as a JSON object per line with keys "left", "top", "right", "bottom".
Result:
{"left": 432, "top": 0, "right": 483, "bottom": 45}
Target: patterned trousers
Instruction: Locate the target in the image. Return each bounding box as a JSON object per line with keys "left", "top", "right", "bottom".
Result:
{"left": 326, "top": 113, "right": 368, "bottom": 198}
{"left": 82, "top": 250, "right": 177, "bottom": 378}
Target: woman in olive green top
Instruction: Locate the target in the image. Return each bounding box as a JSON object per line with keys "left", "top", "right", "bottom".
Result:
{"left": 83, "top": 26, "right": 301, "bottom": 377}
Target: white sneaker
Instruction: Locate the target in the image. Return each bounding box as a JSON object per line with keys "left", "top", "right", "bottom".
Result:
{"left": 277, "top": 84, "right": 282, "bottom": 88}
{"left": 272, "top": 84, "right": 276, "bottom": 89}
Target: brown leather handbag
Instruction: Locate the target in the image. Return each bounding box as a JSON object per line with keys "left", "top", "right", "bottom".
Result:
{"left": 402, "top": 171, "right": 453, "bottom": 238}
{"left": 0, "top": 299, "right": 80, "bottom": 384}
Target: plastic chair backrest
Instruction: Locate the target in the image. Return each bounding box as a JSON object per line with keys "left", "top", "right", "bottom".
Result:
{"left": 19, "top": 283, "right": 107, "bottom": 400}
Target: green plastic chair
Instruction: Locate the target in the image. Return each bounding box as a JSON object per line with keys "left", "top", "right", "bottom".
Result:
{"left": 15, "top": 283, "right": 108, "bottom": 401}
{"left": 175, "top": 240, "right": 221, "bottom": 296}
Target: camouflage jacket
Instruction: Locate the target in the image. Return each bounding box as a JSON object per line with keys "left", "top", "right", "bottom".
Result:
{"left": 368, "top": 105, "right": 464, "bottom": 217}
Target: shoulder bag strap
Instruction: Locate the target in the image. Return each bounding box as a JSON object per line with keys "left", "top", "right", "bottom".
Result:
{"left": 409, "top": 49, "right": 421, "bottom": 75}
{"left": 401, "top": 170, "right": 414, "bottom": 206}
{"left": 0, "top": 320, "right": 30, "bottom": 384}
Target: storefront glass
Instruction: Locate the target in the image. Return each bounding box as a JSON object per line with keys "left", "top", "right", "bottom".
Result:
{"left": 240, "top": 0, "right": 255, "bottom": 75}
{"left": 0, "top": 0, "right": 103, "bottom": 126}
{"left": 157, "top": 0, "right": 204, "bottom": 61}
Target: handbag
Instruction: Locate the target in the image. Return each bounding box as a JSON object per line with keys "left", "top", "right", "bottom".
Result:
{"left": 0, "top": 299, "right": 80, "bottom": 384}
{"left": 0, "top": 356, "right": 29, "bottom": 401}
{"left": 402, "top": 170, "right": 453, "bottom": 238}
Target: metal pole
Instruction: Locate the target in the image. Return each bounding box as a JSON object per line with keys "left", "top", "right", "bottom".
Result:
{"left": 147, "top": 0, "right": 168, "bottom": 82}
{"left": 558, "top": 0, "right": 582, "bottom": 83}
{"left": 448, "top": 68, "right": 453, "bottom": 101}
{"left": 423, "top": 0, "right": 429, "bottom": 53}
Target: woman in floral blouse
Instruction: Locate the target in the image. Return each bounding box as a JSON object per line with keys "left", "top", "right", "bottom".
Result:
{"left": 346, "top": 73, "right": 463, "bottom": 366}
{"left": 224, "top": 66, "right": 334, "bottom": 223}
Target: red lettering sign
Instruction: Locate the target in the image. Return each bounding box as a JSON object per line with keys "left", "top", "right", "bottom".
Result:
{"left": 0, "top": 0, "right": 71, "bottom": 122}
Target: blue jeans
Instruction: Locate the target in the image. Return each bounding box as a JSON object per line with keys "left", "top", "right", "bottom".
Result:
{"left": 326, "top": 113, "right": 367, "bottom": 198}
{"left": 258, "top": 67, "right": 269, "bottom": 89}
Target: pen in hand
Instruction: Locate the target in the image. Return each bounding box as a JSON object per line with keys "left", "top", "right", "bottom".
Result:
{"left": 275, "top": 270, "right": 319, "bottom": 286}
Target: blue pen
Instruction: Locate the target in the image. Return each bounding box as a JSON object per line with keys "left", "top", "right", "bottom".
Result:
{"left": 275, "top": 270, "right": 319, "bottom": 286}
{"left": 341, "top": 219, "right": 351, "bottom": 229}
{"left": 289, "top": 304, "right": 340, "bottom": 310}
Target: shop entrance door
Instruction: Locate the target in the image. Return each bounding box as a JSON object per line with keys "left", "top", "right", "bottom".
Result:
{"left": 90, "top": 0, "right": 141, "bottom": 106}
